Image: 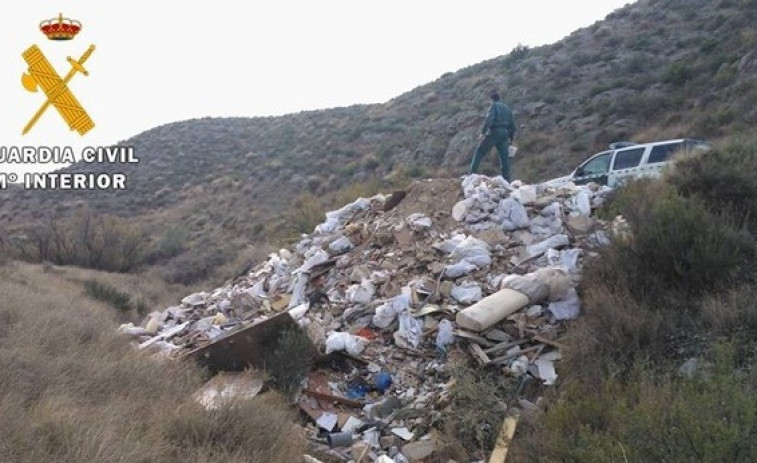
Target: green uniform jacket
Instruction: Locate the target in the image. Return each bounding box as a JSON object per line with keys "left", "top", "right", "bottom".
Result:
{"left": 482, "top": 101, "right": 517, "bottom": 139}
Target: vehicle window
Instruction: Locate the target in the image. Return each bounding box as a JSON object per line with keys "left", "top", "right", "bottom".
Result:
{"left": 648, "top": 142, "right": 684, "bottom": 164}
{"left": 580, "top": 152, "right": 612, "bottom": 176}
{"left": 612, "top": 148, "right": 645, "bottom": 170}
{"left": 683, "top": 139, "right": 708, "bottom": 150}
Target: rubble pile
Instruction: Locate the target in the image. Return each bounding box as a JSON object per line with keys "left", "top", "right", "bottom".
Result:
{"left": 118, "top": 175, "right": 614, "bottom": 462}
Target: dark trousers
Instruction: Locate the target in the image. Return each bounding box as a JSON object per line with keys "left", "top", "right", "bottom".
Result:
{"left": 469, "top": 127, "right": 510, "bottom": 180}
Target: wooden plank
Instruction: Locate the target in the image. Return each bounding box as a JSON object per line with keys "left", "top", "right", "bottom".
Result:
{"left": 483, "top": 339, "right": 528, "bottom": 355}
{"left": 527, "top": 344, "right": 546, "bottom": 361}
{"left": 529, "top": 334, "right": 568, "bottom": 351}
{"left": 469, "top": 343, "right": 491, "bottom": 365}
{"left": 453, "top": 329, "right": 495, "bottom": 347}
{"left": 183, "top": 312, "right": 317, "bottom": 373}
{"left": 302, "top": 389, "right": 363, "bottom": 408}
{"left": 490, "top": 345, "right": 544, "bottom": 365}
{"left": 489, "top": 415, "right": 519, "bottom": 463}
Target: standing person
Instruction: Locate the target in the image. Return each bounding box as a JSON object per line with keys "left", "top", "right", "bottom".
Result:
{"left": 469, "top": 92, "right": 517, "bottom": 181}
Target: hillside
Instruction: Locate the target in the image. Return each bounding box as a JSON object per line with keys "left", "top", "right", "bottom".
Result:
{"left": 1, "top": 0, "right": 756, "bottom": 283}
{"left": 2, "top": 137, "right": 754, "bottom": 462}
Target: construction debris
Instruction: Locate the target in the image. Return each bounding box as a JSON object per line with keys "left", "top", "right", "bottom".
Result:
{"left": 118, "top": 175, "right": 613, "bottom": 461}
{"left": 193, "top": 369, "right": 267, "bottom": 410}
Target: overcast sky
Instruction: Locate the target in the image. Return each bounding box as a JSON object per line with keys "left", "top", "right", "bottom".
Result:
{"left": 1, "top": 0, "right": 633, "bottom": 175}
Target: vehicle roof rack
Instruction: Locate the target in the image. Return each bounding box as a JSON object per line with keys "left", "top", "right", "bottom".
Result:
{"left": 609, "top": 141, "right": 637, "bottom": 149}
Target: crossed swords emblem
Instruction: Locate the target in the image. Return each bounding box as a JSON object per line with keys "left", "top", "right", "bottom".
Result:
{"left": 21, "top": 44, "right": 95, "bottom": 135}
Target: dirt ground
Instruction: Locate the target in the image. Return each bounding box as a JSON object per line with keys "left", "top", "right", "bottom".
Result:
{"left": 386, "top": 177, "right": 464, "bottom": 233}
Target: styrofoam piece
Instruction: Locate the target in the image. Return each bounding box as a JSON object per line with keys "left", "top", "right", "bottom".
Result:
{"left": 456, "top": 288, "right": 530, "bottom": 332}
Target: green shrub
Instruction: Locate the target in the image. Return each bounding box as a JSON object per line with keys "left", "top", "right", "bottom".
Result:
{"left": 700, "top": 284, "right": 757, "bottom": 335}
{"left": 145, "top": 226, "right": 189, "bottom": 263}
{"left": 664, "top": 61, "right": 694, "bottom": 86}
{"left": 515, "top": 343, "right": 757, "bottom": 462}
{"left": 160, "top": 244, "right": 234, "bottom": 285}
{"left": 283, "top": 193, "right": 325, "bottom": 236}
{"left": 83, "top": 280, "right": 149, "bottom": 318}
{"left": 266, "top": 328, "right": 316, "bottom": 397}
{"left": 667, "top": 136, "right": 757, "bottom": 230}
{"left": 443, "top": 362, "right": 518, "bottom": 455}
{"left": 567, "top": 278, "right": 664, "bottom": 375}
{"left": 15, "top": 209, "right": 147, "bottom": 272}
{"left": 596, "top": 180, "right": 754, "bottom": 299}
{"left": 162, "top": 393, "right": 305, "bottom": 462}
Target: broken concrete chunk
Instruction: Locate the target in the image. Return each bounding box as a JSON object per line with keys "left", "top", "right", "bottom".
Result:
{"left": 392, "top": 427, "right": 415, "bottom": 441}
{"left": 316, "top": 412, "right": 339, "bottom": 432}
{"left": 565, "top": 214, "right": 595, "bottom": 235}
{"left": 342, "top": 416, "right": 364, "bottom": 434}
{"left": 452, "top": 199, "right": 472, "bottom": 222}
{"left": 401, "top": 440, "right": 436, "bottom": 461}
{"left": 329, "top": 236, "right": 354, "bottom": 254}
{"left": 475, "top": 227, "right": 508, "bottom": 246}
{"left": 525, "top": 305, "right": 544, "bottom": 318}
{"left": 181, "top": 292, "right": 207, "bottom": 308}
{"left": 510, "top": 355, "right": 530, "bottom": 375}
{"left": 193, "top": 370, "right": 266, "bottom": 410}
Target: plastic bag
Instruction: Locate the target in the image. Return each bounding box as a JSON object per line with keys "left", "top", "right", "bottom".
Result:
{"left": 449, "top": 236, "right": 491, "bottom": 267}
{"left": 406, "top": 213, "right": 432, "bottom": 230}
{"left": 498, "top": 197, "right": 530, "bottom": 231}
{"left": 294, "top": 248, "right": 329, "bottom": 274}
{"left": 288, "top": 302, "right": 310, "bottom": 320}
{"left": 394, "top": 312, "right": 424, "bottom": 348}
{"left": 546, "top": 287, "right": 581, "bottom": 320}
{"left": 525, "top": 233, "right": 569, "bottom": 259}
{"left": 435, "top": 319, "right": 455, "bottom": 348}
{"left": 450, "top": 281, "right": 483, "bottom": 304}
{"left": 443, "top": 261, "right": 478, "bottom": 278}
{"left": 433, "top": 234, "right": 466, "bottom": 254}
{"left": 325, "top": 332, "right": 368, "bottom": 355}
{"left": 573, "top": 190, "right": 592, "bottom": 216}
{"left": 372, "top": 294, "right": 411, "bottom": 328}
{"left": 315, "top": 197, "right": 372, "bottom": 234}
{"left": 502, "top": 274, "right": 549, "bottom": 303}
{"left": 346, "top": 280, "right": 375, "bottom": 305}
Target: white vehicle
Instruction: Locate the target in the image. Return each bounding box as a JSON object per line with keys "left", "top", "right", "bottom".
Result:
{"left": 544, "top": 138, "right": 709, "bottom": 188}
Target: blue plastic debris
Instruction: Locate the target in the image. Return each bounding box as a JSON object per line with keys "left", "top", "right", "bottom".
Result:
{"left": 374, "top": 372, "right": 393, "bottom": 393}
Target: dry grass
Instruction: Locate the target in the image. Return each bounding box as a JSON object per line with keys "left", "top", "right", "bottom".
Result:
{"left": 0, "top": 261, "right": 306, "bottom": 462}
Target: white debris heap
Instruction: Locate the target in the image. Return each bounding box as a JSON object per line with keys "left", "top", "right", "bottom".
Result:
{"left": 117, "top": 174, "right": 615, "bottom": 461}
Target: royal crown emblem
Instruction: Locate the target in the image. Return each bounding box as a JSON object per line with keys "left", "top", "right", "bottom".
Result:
{"left": 39, "top": 13, "right": 82, "bottom": 41}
